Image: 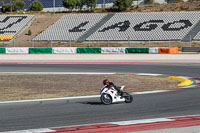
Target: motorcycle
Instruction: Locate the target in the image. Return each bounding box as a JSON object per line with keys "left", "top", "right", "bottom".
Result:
{"left": 100, "top": 85, "right": 133, "bottom": 105}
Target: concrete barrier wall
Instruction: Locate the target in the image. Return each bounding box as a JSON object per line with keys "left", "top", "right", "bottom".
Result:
{"left": 53, "top": 47, "right": 77, "bottom": 54}
{"left": 158, "top": 47, "right": 178, "bottom": 54}
{"left": 149, "top": 48, "right": 159, "bottom": 54}
{"left": 0, "top": 47, "right": 179, "bottom": 54}
{"left": 0, "top": 48, "right": 5, "bottom": 54}
{"left": 182, "top": 47, "right": 200, "bottom": 52}
{"left": 101, "top": 47, "right": 126, "bottom": 53}
{"left": 77, "top": 47, "right": 101, "bottom": 53}
{"left": 29, "top": 48, "right": 52, "bottom": 54}
{"left": 6, "top": 47, "right": 29, "bottom": 54}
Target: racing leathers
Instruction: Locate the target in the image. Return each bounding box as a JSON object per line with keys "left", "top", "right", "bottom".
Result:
{"left": 104, "top": 82, "right": 122, "bottom": 96}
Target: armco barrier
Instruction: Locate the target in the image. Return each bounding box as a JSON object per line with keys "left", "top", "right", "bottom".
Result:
{"left": 29, "top": 47, "right": 52, "bottom": 54}
{"left": 0, "top": 48, "right": 5, "bottom": 54}
{"left": 125, "top": 47, "right": 149, "bottom": 53}
{"left": 182, "top": 47, "right": 200, "bottom": 52}
{"left": 77, "top": 47, "right": 101, "bottom": 53}
{"left": 0, "top": 47, "right": 178, "bottom": 54}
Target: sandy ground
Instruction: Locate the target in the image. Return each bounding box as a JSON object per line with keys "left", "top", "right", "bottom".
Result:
{"left": 0, "top": 74, "right": 178, "bottom": 101}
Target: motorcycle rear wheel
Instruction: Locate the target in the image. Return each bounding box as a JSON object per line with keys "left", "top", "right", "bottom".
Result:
{"left": 124, "top": 92, "right": 133, "bottom": 103}
{"left": 101, "top": 93, "right": 112, "bottom": 105}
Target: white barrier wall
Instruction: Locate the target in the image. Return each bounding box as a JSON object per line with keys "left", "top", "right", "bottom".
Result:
{"left": 52, "top": 47, "right": 77, "bottom": 54}
{"left": 6, "top": 47, "right": 29, "bottom": 54}
{"left": 101, "top": 47, "right": 126, "bottom": 53}
{"left": 149, "top": 48, "right": 159, "bottom": 54}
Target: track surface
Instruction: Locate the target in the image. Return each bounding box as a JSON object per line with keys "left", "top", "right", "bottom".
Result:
{"left": 0, "top": 63, "right": 200, "bottom": 132}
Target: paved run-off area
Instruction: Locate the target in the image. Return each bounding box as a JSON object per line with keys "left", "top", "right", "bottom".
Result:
{"left": 0, "top": 54, "right": 199, "bottom": 63}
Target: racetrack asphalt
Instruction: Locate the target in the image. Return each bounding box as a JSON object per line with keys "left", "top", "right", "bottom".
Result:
{"left": 0, "top": 54, "right": 200, "bottom": 132}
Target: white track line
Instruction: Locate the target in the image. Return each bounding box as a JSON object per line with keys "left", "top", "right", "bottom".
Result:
{"left": 134, "top": 90, "right": 169, "bottom": 94}
{"left": 135, "top": 73, "right": 163, "bottom": 76}
{"left": 0, "top": 72, "right": 115, "bottom": 75}
{"left": 0, "top": 95, "right": 100, "bottom": 104}
{"left": 0, "top": 90, "right": 171, "bottom": 104}
{"left": 110, "top": 118, "right": 174, "bottom": 125}
{"left": 0, "top": 128, "right": 55, "bottom": 133}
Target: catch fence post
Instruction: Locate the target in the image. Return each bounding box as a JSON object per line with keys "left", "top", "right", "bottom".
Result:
{"left": 32, "top": 41, "right": 35, "bottom": 47}
{"left": 168, "top": 39, "right": 170, "bottom": 47}
{"left": 128, "top": 36, "right": 130, "bottom": 47}
{"left": 51, "top": 40, "right": 53, "bottom": 47}
{"left": 13, "top": 37, "right": 16, "bottom": 47}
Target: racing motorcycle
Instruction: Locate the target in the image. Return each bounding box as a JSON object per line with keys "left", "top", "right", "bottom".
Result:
{"left": 100, "top": 85, "right": 133, "bottom": 105}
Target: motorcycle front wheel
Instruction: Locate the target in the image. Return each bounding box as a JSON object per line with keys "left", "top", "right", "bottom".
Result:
{"left": 100, "top": 93, "right": 112, "bottom": 105}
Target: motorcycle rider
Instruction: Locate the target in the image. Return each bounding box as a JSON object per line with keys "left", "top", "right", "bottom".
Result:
{"left": 103, "top": 79, "right": 122, "bottom": 96}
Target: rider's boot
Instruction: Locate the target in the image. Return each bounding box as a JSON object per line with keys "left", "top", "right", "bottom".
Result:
{"left": 118, "top": 90, "right": 123, "bottom": 96}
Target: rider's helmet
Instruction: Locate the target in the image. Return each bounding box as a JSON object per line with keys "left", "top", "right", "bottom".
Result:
{"left": 103, "top": 79, "right": 109, "bottom": 85}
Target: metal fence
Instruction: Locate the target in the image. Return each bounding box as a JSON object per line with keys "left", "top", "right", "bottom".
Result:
{"left": 1, "top": 38, "right": 200, "bottom": 49}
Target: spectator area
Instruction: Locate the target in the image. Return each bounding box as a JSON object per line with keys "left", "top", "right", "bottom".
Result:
{"left": 33, "top": 14, "right": 106, "bottom": 41}
{"left": 87, "top": 12, "right": 200, "bottom": 41}
{"left": 194, "top": 31, "right": 200, "bottom": 41}
{"left": 32, "top": 12, "right": 200, "bottom": 42}
{"left": 0, "top": 15, "right": 34, "bottom": 41}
